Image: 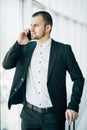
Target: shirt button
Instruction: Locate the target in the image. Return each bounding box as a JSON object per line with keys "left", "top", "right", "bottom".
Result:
{"left": 39, "top": 61, "right": 41, "bottom": 63}
{"left": 21, "top": 78, "right": 24, "bottom": 82}
{"left": 38, "top": 81, "right": 40, "bottom": 83}
{"left": 14, "top": 88, "right": 17, "bottom": 92}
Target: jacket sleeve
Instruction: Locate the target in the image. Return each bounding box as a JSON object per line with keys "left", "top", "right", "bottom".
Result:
{"left": 65, "top": 45, "right": 85, "bottom": 112}
{"left": 2, "top": 41, "right": 24, "bottom": 69}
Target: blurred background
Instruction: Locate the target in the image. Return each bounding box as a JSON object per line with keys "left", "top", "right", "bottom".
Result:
{"left": 0, "top": 0, "right": 87, "bottom": 130}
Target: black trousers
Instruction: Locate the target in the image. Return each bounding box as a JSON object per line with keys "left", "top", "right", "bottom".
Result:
{"left": 20, "top": 105, "right": 65, "bottom": 130}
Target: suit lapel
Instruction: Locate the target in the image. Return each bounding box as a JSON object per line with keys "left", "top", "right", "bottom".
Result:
{"left": 26, "top": 41, "right": 37, "bottom": 68}
{"left": 47, "top": 39, "right": 58, "bottom": 81}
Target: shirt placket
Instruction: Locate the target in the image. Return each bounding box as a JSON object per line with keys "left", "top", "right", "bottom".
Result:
{"left": 37, "top": 45, "right": 43, "bottom": 107}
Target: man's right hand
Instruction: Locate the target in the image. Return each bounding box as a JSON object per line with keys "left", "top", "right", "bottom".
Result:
{"left": 18, "top": 29, "right": 30, "bottom": 45}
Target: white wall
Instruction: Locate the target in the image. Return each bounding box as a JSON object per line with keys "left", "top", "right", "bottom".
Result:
{"left": 0, "top": 0, "right": 87, "bottom": 130}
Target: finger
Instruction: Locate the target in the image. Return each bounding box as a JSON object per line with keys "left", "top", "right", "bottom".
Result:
{"left": 65, "top": 111, "right": 69, "bottom": 121}
{"left": 69, "top": 114, "right": 71, "bottom": 124}
{"left": 68, "top": 113, "right": 73, "bottom": 125}
{"left": 65, "top": 111, "right": 72, "bottom": 125}
{"left": 24, "top": 29, "right": 30, "bottom": 35}
{"left": 26, "top": 29, "right": 30, "bottom": 34}
{"left": 72, "top": 113, "right": 78, "bottom": 121}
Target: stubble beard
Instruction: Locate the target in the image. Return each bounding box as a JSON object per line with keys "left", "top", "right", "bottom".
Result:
{"left": 31, "top": 31, "right": 46, "bottom": 40}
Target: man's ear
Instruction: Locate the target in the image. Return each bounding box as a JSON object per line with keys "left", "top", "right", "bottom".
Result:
{"left": 46, "top": 25, "right": 52, "bottom": 33}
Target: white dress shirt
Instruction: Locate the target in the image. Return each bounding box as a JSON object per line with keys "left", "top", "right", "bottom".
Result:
{"left": 26, "top": 38, "right": 52, "bottom": 108}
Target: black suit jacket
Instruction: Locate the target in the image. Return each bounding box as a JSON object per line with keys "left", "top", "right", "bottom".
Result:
{"left": 2, "top": 39, "right": 84, "bottom": 116}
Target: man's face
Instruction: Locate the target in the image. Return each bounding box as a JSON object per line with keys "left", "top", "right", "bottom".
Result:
{"left": 30, "top": 15, "right": 48, "bottom": 40}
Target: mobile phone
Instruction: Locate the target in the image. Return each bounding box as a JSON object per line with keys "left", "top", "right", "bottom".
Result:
{"left": 27, "top": 30, "right": 31, "bottom": 40}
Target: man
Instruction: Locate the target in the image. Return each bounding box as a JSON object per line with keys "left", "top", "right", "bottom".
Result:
{"left": 2, "top": 11, "right": 84, "bottom": 130}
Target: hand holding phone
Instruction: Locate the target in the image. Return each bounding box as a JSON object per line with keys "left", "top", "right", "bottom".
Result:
{"left": 18, "top": 29, "right": 31, "bottom": 45}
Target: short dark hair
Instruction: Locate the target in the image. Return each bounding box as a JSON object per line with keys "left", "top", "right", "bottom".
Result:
{"left": 32, "top": 11, "right": 53, "bottom": 27}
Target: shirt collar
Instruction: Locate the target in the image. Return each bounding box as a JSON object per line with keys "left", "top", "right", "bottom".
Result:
{"left": 36, "top": 38, "right": 51, "bottom": 48}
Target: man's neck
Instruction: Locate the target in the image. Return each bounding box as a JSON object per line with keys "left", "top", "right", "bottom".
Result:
{"left": 37, "top": 35, "right": 50, "bottom": 44}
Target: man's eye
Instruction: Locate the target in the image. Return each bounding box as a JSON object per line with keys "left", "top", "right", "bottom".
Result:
{"left": 35, "top": 24, "right": 39, "bottom": 27}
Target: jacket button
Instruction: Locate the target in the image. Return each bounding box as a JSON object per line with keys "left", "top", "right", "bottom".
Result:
{"left": 21, "top": 78, "right": 24, "bottom": 82}
{"left": 14, "top": 88, "right": 17, "bottom": 91}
